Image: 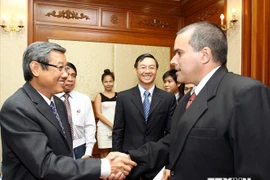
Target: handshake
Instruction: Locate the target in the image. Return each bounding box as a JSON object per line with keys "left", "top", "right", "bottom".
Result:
{"left": 104, "top": 152, "right": 137, "bottom": 180}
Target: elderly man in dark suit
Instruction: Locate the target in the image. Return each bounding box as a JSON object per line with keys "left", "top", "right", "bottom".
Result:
{"left": 0, "top": 41, "right": 136, "bottom": 180}
{"left": 112, "top": 53, "right": 176, "bottom": 180}
{"left": 126, "top": 22, "right": 270, "bottom": 180}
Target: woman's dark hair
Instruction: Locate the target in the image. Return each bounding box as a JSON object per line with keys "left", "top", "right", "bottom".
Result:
{"left": 162, "top": 69, "right": 185, "bottom": 101}
{"left": 101, "top": 69, "right": 115, "bottom": 81}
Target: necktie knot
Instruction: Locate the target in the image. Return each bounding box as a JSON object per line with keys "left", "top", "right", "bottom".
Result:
{"left": 186, "top": 93, "right": 196, "bottom": 109}
{"left": 64, "top": 93, "right": 70, "bottom": 100}
{"left": 144, "top": 91, "right": 150, "bottom": 97}
{"left": 50, "top": 101, "right": 55, "bottom": 110}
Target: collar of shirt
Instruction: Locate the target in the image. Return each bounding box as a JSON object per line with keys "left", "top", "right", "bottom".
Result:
{"left": 57, "top": 90, "right": 74, "bottom": 100}
{"left": 192, "top": 65, "right": 221, "bottom": 96}
{"left": 138, "top": 84, "right": 155, "bottom": 103}
{"left": 38, "top": 91, "right": 54, "bottom": 105}
{"left": 175, "top": 92, "right": 180, "bottom": 101}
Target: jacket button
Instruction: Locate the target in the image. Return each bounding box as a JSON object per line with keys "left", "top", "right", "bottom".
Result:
{"left": 171, "top": 170, "right": 175, "bottom": 176}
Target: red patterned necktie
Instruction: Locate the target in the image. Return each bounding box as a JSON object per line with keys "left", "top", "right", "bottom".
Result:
{"left": 64, "top": 94, "right": 74, "bottom": 140}
{"left": 186, "top": 93, "right": 196, "bottom": 109}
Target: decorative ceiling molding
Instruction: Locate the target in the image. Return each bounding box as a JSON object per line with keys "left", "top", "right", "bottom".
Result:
{"left": 139, "top": 19, "right": 172, "bottom": 28}
{"left": 45, "top": 10, "right": 90, "bottom": 20}
{"left": 191, "top": 8, "right": 221, "bottom": 22}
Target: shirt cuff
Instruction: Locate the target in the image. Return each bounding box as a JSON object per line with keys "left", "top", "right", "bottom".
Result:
{"left": 100, "top": 158, "right": 111, "bottom": 179}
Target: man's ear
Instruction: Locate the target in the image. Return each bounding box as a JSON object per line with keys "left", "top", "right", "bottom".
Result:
{"left": 133, "top": 67, "right": 138, "bottom": 75}
{"left": 201, "top": 47, "right": 212, "bottom": 64}
{"left": 30, "top": 61, "right": 41, "bottom": 77}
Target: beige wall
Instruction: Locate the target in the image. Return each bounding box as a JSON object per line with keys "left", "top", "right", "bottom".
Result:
{"left": 0, "top": 0, "right": 27, "bottom": 164}
{"left": 50, "top": 39, "right": 170, "bottom": 100}
{"left": 227, "top": 0, "right": 242, "bottom": 75}
{"left": 0, "top": 0, "right": 27, "bottom": 107}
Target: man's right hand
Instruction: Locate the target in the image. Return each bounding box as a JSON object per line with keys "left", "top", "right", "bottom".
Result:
{"left": 162, "top": 169, "right": 170, "bottom": 180}
{"left": 106, "top": 152, "right": 137, "bottom": 180}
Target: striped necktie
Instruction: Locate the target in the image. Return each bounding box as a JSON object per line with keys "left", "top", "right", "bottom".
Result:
{"left": 63, "top": 94, "right": 74, "bottom": 140}
{"left": 50, "top": 101, "right": 66, "bottom": 135}
{"left": 143, "top": 91, "right": 150, "bottom": 122}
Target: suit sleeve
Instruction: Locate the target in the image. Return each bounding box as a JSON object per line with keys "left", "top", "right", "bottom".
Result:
{"left": 128, "top": 133, "right": 170, "bottom": 179}
{"left": 165, "top": 95, "right": 177, "bottom": 135}
{"left": 112, "top": 93, "right": 125, "bottom": 152}
{"left": 0, "top": 99, "right": 101, "bottom": 179}
{"left": 230, "top": 83, "right": 270, "bottom": 179}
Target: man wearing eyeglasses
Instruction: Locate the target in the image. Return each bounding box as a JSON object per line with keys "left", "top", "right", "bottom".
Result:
{"left": 56, "top": 62, "right": 96, "bottom": 160}
{"left": 0, "top": 41, "right": 136, "bottom": 180}
{"left": 112, "top": 53, "right": 176, "bottom": 180}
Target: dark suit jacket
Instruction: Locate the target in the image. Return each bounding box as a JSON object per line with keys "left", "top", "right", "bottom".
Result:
{"left": 112, "top": 85, "right": 176, "bottom": 180}
{"left": 0, "top": 82, "right": 101, "bottom": 180}
{"left": 129, "top": 66, "right": 270, "bottom": 180}
{"left": 112, "top": 85, "right": 176, "bottom": 153}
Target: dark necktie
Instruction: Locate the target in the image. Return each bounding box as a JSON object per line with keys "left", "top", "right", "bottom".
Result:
{"left": 143, "top": 91, "right": 151, "bottom": 122}
{"left": 50, "top": 101, "right": 66, "bottom": 135}
{"left": 63, "top": 94, "right": 74, "bottom": 140}
{"left": 186, "top": 93, "right": 196, "bottom": 109}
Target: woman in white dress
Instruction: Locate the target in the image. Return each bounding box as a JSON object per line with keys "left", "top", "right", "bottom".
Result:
{"left": 94, "top": 69, "right": 117, "bottom": 158}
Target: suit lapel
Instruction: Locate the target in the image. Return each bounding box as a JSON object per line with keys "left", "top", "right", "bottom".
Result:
{"left": 131, "top": 86, "right": 162, "bottom": 123}
{"left": 170, "top": 89, "right": 208, "bottom": 167}
{"left": 170, "top": 65, "right": 228, "bottom": 168}
{"left": 131, "top": 86, "right": 145, "bottom": 118}
{"left": 23, "top": 82, "right": 73, "bottom": 152}
{"left": 54, "top": 96, "right": 73, "bottom": 150}
{"left": 148, "top": 87, "right": 161, "bottom": 118}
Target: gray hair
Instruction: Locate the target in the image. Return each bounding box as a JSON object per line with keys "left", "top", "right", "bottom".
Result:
{"left": 177, "top": 21, "right": 227, "bottom": 65}
{"left": 23, "top": 41, "right": 66, "bottom": 81}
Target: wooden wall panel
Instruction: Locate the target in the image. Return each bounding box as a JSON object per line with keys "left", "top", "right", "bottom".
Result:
{"left": 101, "top": 9, "right": 128, "bottom": 29}
{"left": 34, "top": 26, "right": 175, "bottom": 46}
{"left": 184, "top": 1, "right": 224, "bottom": 26}
{"left": 130, "top": 13, "right": 179, "bottom": 33}
{"left": 242, "top": 0, "right": 270, "bottom": 86}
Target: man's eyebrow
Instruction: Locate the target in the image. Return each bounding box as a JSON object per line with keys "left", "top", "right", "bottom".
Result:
{"left": 174, "top": 49, "right": 183, "bottom": 53}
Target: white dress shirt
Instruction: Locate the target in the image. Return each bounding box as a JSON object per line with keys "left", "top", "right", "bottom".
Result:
{"left": 138, "top": 84, "right": 155, "bottom": 103}
{"left": 56, "top": 90, "right": 96, "bottom": 156}
{"left": 191, "top": 65, "right": 221, "bottom": 96}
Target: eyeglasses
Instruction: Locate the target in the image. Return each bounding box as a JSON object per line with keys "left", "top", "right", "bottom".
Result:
{"left": 38, "top": 62, "right": 69, "bottom": 72}
{"left": 137, "top": 65, "right": 156, "bottom": 72}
